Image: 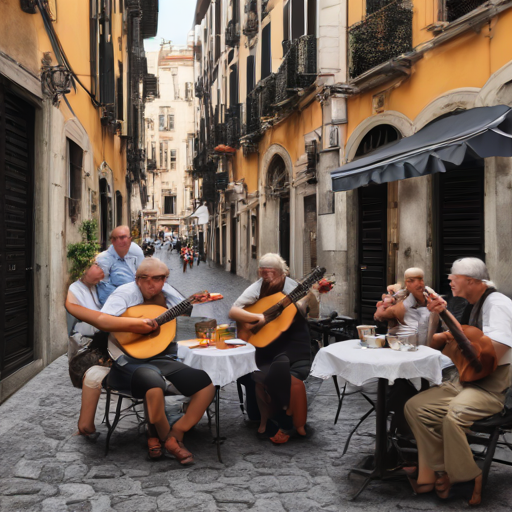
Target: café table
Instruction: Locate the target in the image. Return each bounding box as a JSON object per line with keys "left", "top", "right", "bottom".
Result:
{"left": 310, "top": 339, "right": 443, "bottom": 499}
{"left": 177, "top": 341, "right": 258, "bottom": 462}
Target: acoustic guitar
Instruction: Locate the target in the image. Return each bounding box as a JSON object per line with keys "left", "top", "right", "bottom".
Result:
{"left": 237, "top": 267, "right": 326, "bottom": 348}
{"left": 112, "top": 291, "right": 222, "bottom": 359}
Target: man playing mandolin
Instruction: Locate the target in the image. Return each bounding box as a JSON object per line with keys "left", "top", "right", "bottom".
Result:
{"left": 404, "top": 257, "right": 512, "bottom": 505}
{"left": 101, "top": 258, "right": 215, "bottom": 464}
{"left": 229, "top": 253, "right": 313, "bottom": 444}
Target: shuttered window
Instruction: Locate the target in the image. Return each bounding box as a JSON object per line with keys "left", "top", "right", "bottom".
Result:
{"left": 261, "top": 23, "right": 271, "bottom": 80}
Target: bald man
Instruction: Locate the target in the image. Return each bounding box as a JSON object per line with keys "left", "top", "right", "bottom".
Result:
{"left": 96, "top": 225, "right": 144, "bottom": 305}
{"left": 375, "top": 267, "right": 434, "bottom": 345}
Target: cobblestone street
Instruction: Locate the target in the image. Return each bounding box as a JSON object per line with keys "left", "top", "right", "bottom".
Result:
{"left": 0, "top": 252, "right": 511, "bottom": 511}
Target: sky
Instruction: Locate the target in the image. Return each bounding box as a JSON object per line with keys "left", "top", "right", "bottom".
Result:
{"left": 144, "top": 0, "right": 196, "bottom": 52}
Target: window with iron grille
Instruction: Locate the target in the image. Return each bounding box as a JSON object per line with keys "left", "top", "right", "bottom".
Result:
{"left": 445, "top": 0, "right": 488, "bottom": 22}
{"left": 170, "top": 149, "right": 177, "bottom": 170}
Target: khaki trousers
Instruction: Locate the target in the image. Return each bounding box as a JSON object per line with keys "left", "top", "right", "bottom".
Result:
{"left": 404, "top": 365, "right": 510, "bottom": 484}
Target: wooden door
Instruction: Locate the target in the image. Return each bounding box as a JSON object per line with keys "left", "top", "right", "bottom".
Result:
{"left": 0, "top": 86, "right": 35, "bottom": 380}
{"left": 358, "top": 184, "right": 388, "bottom": 324}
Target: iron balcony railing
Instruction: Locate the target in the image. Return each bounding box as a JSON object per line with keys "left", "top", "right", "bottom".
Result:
{"left": 227, "top": 104, "right": 242, "bottom": 148}
{"left": 225, "top": 20, "right": 240, "bottom": 47}
{"left": 446, "top": 0, "right": 488, "bottom": 22}
{"left": 348, "top": 0, "right": 413, "bottom": 79}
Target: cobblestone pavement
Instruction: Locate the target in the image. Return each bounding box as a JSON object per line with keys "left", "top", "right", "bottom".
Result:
{"left": 1, "top": 253, "right": 511, "bottom": 511}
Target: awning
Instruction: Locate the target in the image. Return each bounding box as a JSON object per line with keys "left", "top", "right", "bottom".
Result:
{"left": 186, "top": 205, "right": 209, "bottom": 225}
{"left": 331, "top": 105, "right": 512, "bottom": 192}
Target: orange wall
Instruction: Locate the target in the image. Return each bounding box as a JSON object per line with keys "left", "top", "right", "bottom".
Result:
{"left": 234, "top": 100, "right": 322, "bottom": 193}
{"left": 346, "top": 7, "right": 512, "bottom": 142}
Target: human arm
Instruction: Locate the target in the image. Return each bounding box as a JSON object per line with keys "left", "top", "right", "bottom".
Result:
{"left": 65, "top": 297, "right": 157, "bottom": 333}
{"left": 228, "top": 306, "right": 265, "bottom": 328}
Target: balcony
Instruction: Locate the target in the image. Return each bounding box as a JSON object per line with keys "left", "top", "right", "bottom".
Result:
{"left": 147, "top": 158, "right": 157, "bottom": 171}
{"left": 227, "top": 104, "right": 241, "bottom": 148}
{"left": 143, "top": 74, "right": 158, "bottom": 100}
{"left": 246, "top": 89, "right": 261, "bottom": 135}
{"left": 140, "top": 0, "right": 158, "bottom": 39}
{"left": 195, "top": 78, "right": 204, "bottom": 98}
{"left": 225, "top": 20, "right": 240, "bottom": 48}
{"left": 446, "top": 0, "right": 488, "bottom": 22}
{"left": 348, "top": 0, "right": 413, "bottom": 79}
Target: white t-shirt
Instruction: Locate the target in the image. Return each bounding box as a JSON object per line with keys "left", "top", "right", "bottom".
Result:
{"left": 68, "top": 280, "right": 101, "bottom": 336}
{"left": 481, "top": 292, "right": 512, "bottom": 364}
{"left": 233, "top": 277, "right": 298, "bottom": 309}
{"left": 101, "top": 281, "right": 185, "bottom": 360}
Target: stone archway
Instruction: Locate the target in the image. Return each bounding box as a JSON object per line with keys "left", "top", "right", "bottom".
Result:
{"left": 259, "top": 144, "right": 294, "bottom": 270}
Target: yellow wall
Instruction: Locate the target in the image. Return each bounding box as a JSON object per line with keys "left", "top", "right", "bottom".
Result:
{"left": 234, "top": 100, "right": 322, "bottom": 193}
{"left": 0, "top": 1, "right": 127, "bottom": 198}
{"left": 346, "top": 4, "right": 512, "bottom": 143}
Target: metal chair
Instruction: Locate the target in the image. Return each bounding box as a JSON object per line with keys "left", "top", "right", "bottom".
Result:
{"left": 468, "top": 404, "right": 512, "bottom": 490}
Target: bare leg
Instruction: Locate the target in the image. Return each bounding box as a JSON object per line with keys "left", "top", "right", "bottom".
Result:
{"left": 435, "top": 471, "right": 451, "bottom": 499}
{"left": 255, "top": 382, "right": 271, "bottom": 434}
{"left": 78, "top": 386, "right": 102, "bottom": 435}
{"left": 469, "top": 474, "right": 482, "bottom": 505}
{"left": 403, "top": 466, "right": 435, "bottom": 494}
{"left": 169, "top": 383, "right": 215, "bottom": 441}
{"left": 145, "top": 388, "right": 171, "bottom": 441}
{"left": 287, "top": 376, "right": 307, "bottom": 436}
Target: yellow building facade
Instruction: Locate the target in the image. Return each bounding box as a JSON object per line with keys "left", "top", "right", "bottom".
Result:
{"left": 0, "top": 0, "right": 156, "bottom": 401}
{"left": 335, "top": 0, "right": 512, "bottom": 322}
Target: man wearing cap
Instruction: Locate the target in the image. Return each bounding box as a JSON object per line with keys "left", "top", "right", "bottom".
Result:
{"left": 404, "top": 257, "right": 512, "bottom": 505}
{"left": 374, "top": 267, "right": 434, "bottom": 345}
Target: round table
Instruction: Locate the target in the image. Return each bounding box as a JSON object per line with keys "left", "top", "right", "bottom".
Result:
{"left": 177, "top": 342, "right": 258, "bottom": 388}
{"left": 177, "top": 341, "right": 258, "bottom": 462}
{"left": 310, "top": 339, "right": 443, "bottom": 500}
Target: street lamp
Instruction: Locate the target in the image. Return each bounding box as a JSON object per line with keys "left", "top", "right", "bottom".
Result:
{"left": 41, "top": 53, "right": 72, "bottom": 106}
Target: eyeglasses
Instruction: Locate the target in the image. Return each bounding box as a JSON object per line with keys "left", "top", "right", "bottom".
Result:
{"left": 137, "top": 274, "right": 167, "bottom": 282}
{"left": 111, "top": 235, "right": 131, "bottom": 241}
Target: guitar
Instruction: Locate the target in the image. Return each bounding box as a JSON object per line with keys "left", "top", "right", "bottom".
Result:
{"left": 237, "top": 267, "right": 326, "bottom": 348}
{"left": 112, "top": 291, "right": 223, "bottom": 359}
{"left": 425, "top": 291, "right": 497, "bottom": 382}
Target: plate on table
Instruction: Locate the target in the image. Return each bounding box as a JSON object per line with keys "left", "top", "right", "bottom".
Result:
{"left": 178, "top": 339, "right": 204, "bottom": 348}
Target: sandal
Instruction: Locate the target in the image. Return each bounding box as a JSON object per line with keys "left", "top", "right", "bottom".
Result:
{"left": 164, "top": 436, "right": 194, "bottom": 465}
{"left": 148, "top": 437, "right": 162, "bottom": 459}
{"left": 270, "top": 430, "right": 290, "bottom": 444}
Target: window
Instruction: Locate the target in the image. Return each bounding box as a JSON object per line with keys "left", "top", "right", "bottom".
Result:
{"left": 115, "top": 190, "right": 123, "bottom": 226}
{"left": 68, "top": 139, "right": 83, "bottom": 222}
{"left": 291, "top": 0, "right": 305, "bottom": 40}
{"left": 159, "top": 114, "right": 165, "bottom": 131}
{"left": 159, "top": 142, "right": 163, "bottom": 167}
{"left": 185, "top": 82, "right": 193, "bottom": 100}
{"left": 445, "top": 0, "right": 487, "bottom": 22}
{"left": 163, "top": 142, "right": 168, "bottom": 169}
{"left": 283, "top": 1, "right": 290, "bottom": 41}
{"left": 261, "top": 23, "right": 271, "bottom": 80}
{"left": 167, "top": 114, "right": 174, "bottom": 131}
{"left": 247, "top": 55, "right": 255, "bottom": 94}
{"left": 229, "top": 64, "right": 238, "bottom": 107}
{"left": 170, "top": 149, "right": 177, "bottom": 170}
{"left": 151, "top": 141, "right": 156, "bottom": 160}
{"left": 164, "top": 195, "right": 177, "bottom": 214}
{"left": 159, "top": 107, "right": 173, "bottom": 130}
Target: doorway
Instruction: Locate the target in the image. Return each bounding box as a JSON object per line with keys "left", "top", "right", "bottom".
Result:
{"left": 358, "top": 184, "right": 388, "bottom": 324}
{"left": 435, "top": 166, "right": 485, "bottom": 296}
{"left": 230, "top": 215, "right": 237, "bottom": 274}
{"left": 0, "top": 87, "right": 35, "bottom": 379}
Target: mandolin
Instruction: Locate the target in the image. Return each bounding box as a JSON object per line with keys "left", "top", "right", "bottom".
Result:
{"left": 112, "top": 291, "right": 223, "bottom": 359}
{"left": 425, "top": 291, "right": 497, "bottom": 382}
{"left": 237, "top": 267, "right": 326, "bottom": 348}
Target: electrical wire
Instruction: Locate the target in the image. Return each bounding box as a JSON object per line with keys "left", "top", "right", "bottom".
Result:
{"left": 36, "top": 0, "right": 103, "bottom": 108}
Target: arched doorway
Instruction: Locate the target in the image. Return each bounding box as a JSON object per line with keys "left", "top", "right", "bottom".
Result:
{"left": 356, "top": 125, "right": 400, "bottom": 324}
{"left": 267, "top": 154, "right": 291, "bottom": 266}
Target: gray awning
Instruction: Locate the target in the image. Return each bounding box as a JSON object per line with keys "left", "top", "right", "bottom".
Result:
{"left": 331, "top": 105, "right": 512, "bottom": 192}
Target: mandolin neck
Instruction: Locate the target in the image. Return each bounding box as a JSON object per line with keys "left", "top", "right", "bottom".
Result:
{"left": 154, "top": 298, "right": 192, "bottom": 326}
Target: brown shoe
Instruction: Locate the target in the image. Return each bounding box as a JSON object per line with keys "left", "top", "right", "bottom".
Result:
{"left": 164, "top": 436, "right": 194, "bottom": 465}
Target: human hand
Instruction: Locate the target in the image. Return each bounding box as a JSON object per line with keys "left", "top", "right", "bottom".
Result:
{"left": 426, "top": 294, "right": 447, "bottom": 314}
{"left": 249, "top": 313, "right": 267, "bottom": 333}
{"left": 131, "top": 319, "right": 159, "bottom": 334}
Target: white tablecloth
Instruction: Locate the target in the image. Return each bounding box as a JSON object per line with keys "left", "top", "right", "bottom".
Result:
{"left": 310, "top": 339, "right": 443, "bottom": 386}
{"left": 178, "top": 341, "right": 258, "bottom": 388}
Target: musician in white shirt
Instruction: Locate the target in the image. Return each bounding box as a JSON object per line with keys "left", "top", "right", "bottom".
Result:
{"left": 404, "top": 258, "right": 512, "bottom": 505}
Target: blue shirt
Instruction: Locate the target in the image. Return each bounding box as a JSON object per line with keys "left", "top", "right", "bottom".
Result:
{"left": 96, "top": 242, "right": 144, "bottom": 305}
